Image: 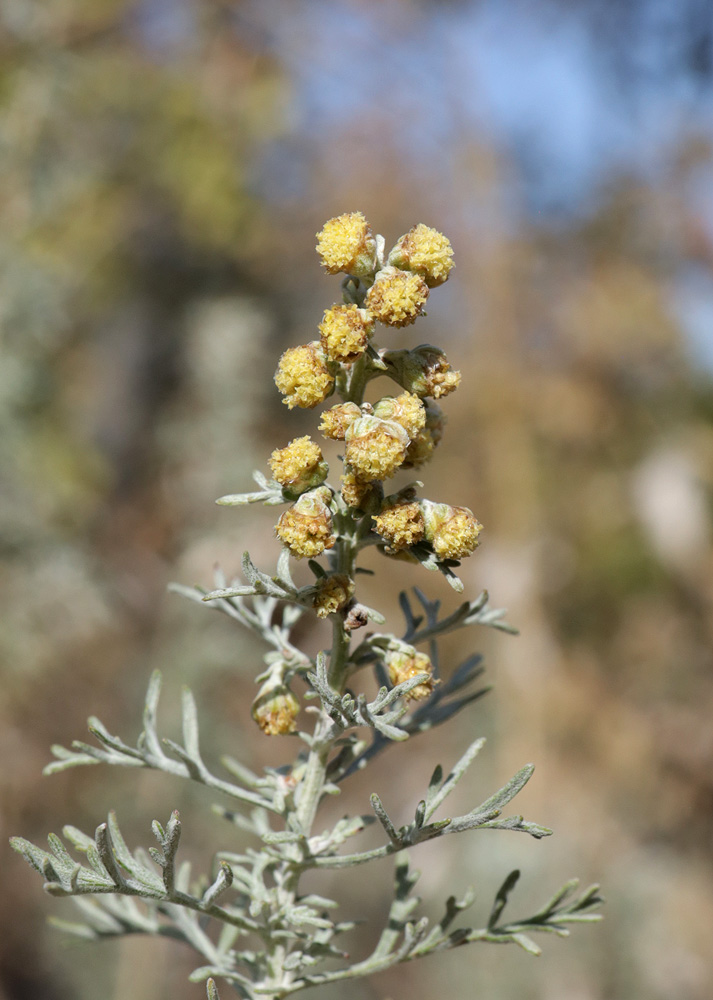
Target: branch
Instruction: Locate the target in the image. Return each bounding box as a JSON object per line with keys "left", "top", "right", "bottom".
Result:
{"left": 215, "top": 470, "right": 291, "bottom": 508}
{"left": 44, "top": 671, "right": 278, "bottom": 814}
{"left": 10, "top": 813, "right": 260, "bottom": 939}
{"left": 329, "top": 653, "right": 490, "bottom": 783}
{"left": 300, "top": 748, "right": 551, "bottom": 871}
{"left": 281, "top": 862, "right": 602, "bottom": 992}
{"left": 171, "top": 557, "right": 313, "bottom": 671}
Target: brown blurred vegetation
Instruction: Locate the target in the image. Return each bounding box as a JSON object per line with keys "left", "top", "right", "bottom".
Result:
{"left": 1, "top": 2, "right": 712, "bottom": 999}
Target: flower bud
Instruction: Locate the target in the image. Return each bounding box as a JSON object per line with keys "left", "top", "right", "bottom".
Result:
{"left": 383, "top": 344, "right": 461, "bottom": 399}
{"left": 420, "top": 500, "right": 482, "bottom": 561}
{"left": 372, "top": 391, "right": 426, "bottom": 439}
{"left": 345, "top": 415, "right": 410, "bottom": 482}
{"left": 344, "top": 603, "right": 370, "bottom": 631}
{"left": 319, "top": 304, "right": 374, "bottom": 363}
{"left": 403, "top": 400, "right": 445, "bottom": 469}
{"left": 316, "top": 212, "right": 377, "bottom": 277}
{"left": 319, "top": 401, "right": 363, "bottom": 441}
{"left": 269, "top": 436, "right": 328, "bottom": 497}
{"left": 385, "top": 647, "right": 437, "bottom": 701}
{"left": 387, "top": 223, "right": 454, "bottom": 287}
{"left": 252, "top": 681, "right": 300, "bottom": 736}
{"left": 276, "top": 486, "right": 335, "bottom": 559}
{"left": 312, "top": 573, "right": 355, "bottom": 619}
{"left": 275, "top": 342, "right": 334, "bottom": 409}
{"left": 373, "top": 501, "right": 425, "bottom": 551}
{"left": 365, "top": 267, "right": 429, "bottom": 328}
{"left": 340, "top": 468, "right": 383, "bottom": 511}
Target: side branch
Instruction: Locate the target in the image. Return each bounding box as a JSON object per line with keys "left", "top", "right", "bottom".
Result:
{"left": 45, "top": 671, "right": 279, "bottom": 815}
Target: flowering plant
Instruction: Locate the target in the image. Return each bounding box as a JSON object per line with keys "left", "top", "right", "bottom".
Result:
{"left": 12, "top": 213, "right": 601, "bottom": 998}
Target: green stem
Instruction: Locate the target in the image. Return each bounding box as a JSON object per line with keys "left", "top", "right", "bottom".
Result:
{"left": 296, "top": 352, "right": 368, "bottom": 824}
{"left": 272, "top": 338, "right": 371, "bottom": 985}
{"left": 344, "top": 353, "right": 369, "bottom": 403}
{"left": 293, "top": 723, "right": 332, "bottom": 834}
{"left": 294, "top": 525, "right": 355, "bottom": 834}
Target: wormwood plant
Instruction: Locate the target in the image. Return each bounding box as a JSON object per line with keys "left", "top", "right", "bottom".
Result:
{"left": 12, "top": 214, "right": 602, "bottom": 998}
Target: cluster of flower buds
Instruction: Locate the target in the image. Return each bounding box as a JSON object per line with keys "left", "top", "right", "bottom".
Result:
{"left": 270, "top": 211, "right": 480, "bottom": 554}
{"left": 373, "top": 498, "right": 482, "bottom": 561}
{"left": 270, "top": 436, "right": 328, "bottom": 497}
{"left": 251, "top": 664, "right": 300, "bottom": 736}
{"left": 382, "top": 344, "right": 462, "bottom": 399}
{"left": 319, "top": 305, "right": 374, "bottom": 363}
{"left": 311, "top": 573, "right": 355, "bottom": 619}
{"left": 256, "top": 213, "right": 484, "bottom": 729}
{"left": 316, "top": 391, "right": 447, "bottom": 507}
{"left": 383, "top": 641, "right": 438, "bottom": 701}
{"left": 274, "top": 342, "right": 334, "bottom": 410}
{"left": 274, "top": 213, "right": 456, "bottom": 412}
{"left": 275, "top": 486, "right": 336, "bottom": 559}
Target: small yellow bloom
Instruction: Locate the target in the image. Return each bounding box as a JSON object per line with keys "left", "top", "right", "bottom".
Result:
{"left": 345, "top": 415, "right": 410, "bottom": 481}
{"left": 275, "top": 342, "right": 334, "bottom": 409}
{"left": 388, "top": 223, "right": 455, "bottom": 287}
{"left": 421, "top": 501, "right": 482, "bottom": 561}
{"left": 340, "top": 468, "right": 382, "bottom": 510}
{"left": 373, "top": 501, "right": 425, "bottom": 551}
{"left": 319, "top": 401, "right": 363, "bottom": 441}
{"left": 269, "top": 436, "right": 328, "bottom": 496}
{"left": 385, "top": 648, "right": 437, "bottom": 701}
{"left": 403, "top": 401, "right": 445, "bottom": 469}
{"left": 252, "top": 684, "right": 300, "bottom": 735}
{"left": 319, "top": 304, "right": 374, "bottom": 363}
{"left": 316, "top": 212, "right": 377, "bottom": 277}
{"left": 383, "top": 345, "right": 461, "bottom": 399}
{"left": 312, "top": 573, "right": 355, "bottom": 618}
{"left": 373, "top": 391, "right": 425, "bottom": 439}
{"left": 276, "top": 487, "right": 335, "bottom": 559}
{"left": 365, "top": 267, "right": 429, "bottom": 328}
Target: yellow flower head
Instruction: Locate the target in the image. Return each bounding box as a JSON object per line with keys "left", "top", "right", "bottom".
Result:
{"left": 275, "top": 486, "right": 335, "bottom": 559}
{"left": 269, "top": 436, "right": 328, "bottom": 496}
{"left": 403, "top": 400, "right": 446, "bottom": 469}
{"left": 316, "top": 212, "right": 377, "bottom": 277}
{"left": 312, "top": 573, "right": 355, "bottom": 619}
{"left": 345, "top": 415, "right": 410, "bottom": 482}
{"left": 373, "top": 501, "right": 425, "bottom": 551}
{"left": 388, "top": 223, "right": 455, "bottom": 287}
{"left": 421, "top": 500, "right": 483, "bottom": 561}
{"left": 383, "top": 344, "right": 462, "bottom": 399}
{"left": 365, "top": 267, "right": 429, "bottom": 328}
{"left": 275, "top": 342, "right": 334, "bottom": 409}
{"left": 373, "top": 391, "right": 426, "bottom": 439}
{"left": 385, "top": 648, "right": 437, "bottom": 701}
{"left": 319, "top": 304, "right": 374, "bottom": 363}
{"left": 319, "top": 401, "right": 363, "bottom": 440}
{"left": 252, "top": 683, "right": 300, "bottom": 736}
{"left": 340, "top": 468, "right": 382, "bottom": 510}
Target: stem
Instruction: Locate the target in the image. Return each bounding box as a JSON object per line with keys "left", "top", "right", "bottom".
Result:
{"left": 328, "top": 610, "right": 351, "bottom": 689}
{"left": 270, "top": 334, "right": 372, "bottom": 988}
{"left": 344, "top": 353, "right": 369, "bottom": 403}
{"left": 293, "top": 721, "right": 332, "bottom": 834}
{"left": 294, "top": 521, "right": 355, "bottom": 834}
{"left": 294, "top": 338, "right": 371, "bottom": 831}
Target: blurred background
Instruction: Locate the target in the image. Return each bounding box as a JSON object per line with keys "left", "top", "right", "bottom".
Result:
{"left": 2, "top": 1, "right": 713, "bottom": 998}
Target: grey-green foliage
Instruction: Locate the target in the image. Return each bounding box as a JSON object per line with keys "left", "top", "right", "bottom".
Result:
{"left": 12, "top": 564, "right": 601, "bottom": 999}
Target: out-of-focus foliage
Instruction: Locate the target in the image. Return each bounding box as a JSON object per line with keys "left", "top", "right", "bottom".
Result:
{"left": 2, "top": 1, "right": 713, "bottom": 999}
{"left": 0, "top": 0, "right": 284, "bottom": 687}
{"left": 0, "top": 3, "right": 286, "bottom": 997}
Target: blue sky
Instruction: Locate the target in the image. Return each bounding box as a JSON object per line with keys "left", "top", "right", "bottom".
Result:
{"left": 137, "top": 0, "right": 713, "bottom": 371}
{"left": 256, "top": 0, "right": 713, "bottom": 209}
{"left": 259, "top": 0, "right": 713, "bottom": 371}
